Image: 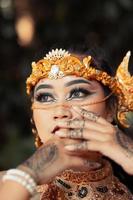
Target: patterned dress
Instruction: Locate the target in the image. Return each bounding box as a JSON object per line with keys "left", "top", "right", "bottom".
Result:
{"left": 37, "top": 160, "right": 133, "bottom": 200}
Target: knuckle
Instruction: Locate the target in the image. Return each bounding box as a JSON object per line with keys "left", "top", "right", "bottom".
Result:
{"left": 74, "top": 118, "right": 81, "bottom": 126}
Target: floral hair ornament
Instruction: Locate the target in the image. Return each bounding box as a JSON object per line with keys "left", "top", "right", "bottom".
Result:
{"left": 26, "top": 49, "right": 133, "bottom": 127}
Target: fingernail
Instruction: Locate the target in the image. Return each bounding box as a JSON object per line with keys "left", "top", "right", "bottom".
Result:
{"left": 90, "top": 162, "right": 101, "bottom": 168}
{"left": 95, "top": 162, "right": 102, "bottom": 168}
{"left": 73, "top": 106, "right": 79, "bottom": 110}
{"left": 84, "top": 160, "right": 101, "bottom": 168}
{"left": 65, "top": 145, "right": 75, "bottom": 151}
{"left": 55, "top": 131, "right": 65, "bottom": 136}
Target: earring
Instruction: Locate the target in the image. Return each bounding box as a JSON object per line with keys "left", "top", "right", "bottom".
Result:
{"left": 30, "top": 118, "right": 43, "bottom": 148}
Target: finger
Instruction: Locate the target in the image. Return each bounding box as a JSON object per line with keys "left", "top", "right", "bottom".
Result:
{"left": 72, "top": 106, "right": 109, "bottom": 125}
{"left": 65, "top": 141, "right": 89, "bottom": 151}
{"left": 68, "top": 155, "right": 102, "bottom": 170}
{"left": 55, "top": 128, "right": 112, "bottom": 142}
{"left": 55, "top": 128, "right": 84, "bottom": 139}
{"left": 57, "top": 118, "right": 106, "bottom": 133}
{"left": 65, "top": 140, "right": 103, "bottom": 152}
{"left": 57, "top": 118, "right": 85, "bottom": 129}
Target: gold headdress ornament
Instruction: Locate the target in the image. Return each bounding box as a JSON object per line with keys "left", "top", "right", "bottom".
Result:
{"left": 26, "top": 49, "right": 133, "bottom": 127}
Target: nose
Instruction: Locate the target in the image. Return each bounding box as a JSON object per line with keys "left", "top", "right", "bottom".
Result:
{"left": 53, "top": 105, "right": 72, "bottom": 120}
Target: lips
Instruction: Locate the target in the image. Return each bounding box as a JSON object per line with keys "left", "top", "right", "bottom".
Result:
{"left": 52, "top": 126, "right": 60, "bottom": 134}
{"left": 52, "top": 126, "right": 73, "bottom": 134}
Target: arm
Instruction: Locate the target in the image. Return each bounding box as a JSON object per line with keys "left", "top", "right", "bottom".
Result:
{"left": 0, "top": 171, "right": 40, "bottom": 200}
{"left": 115, "top": 129, "right": 133, "bottom": 174}
{"left": 0, "top": 180, "right": 30, "bottom": 200}
{"left": 0, "top": 171, "right": 30, "bottom": 200}
{"left": 0, "top": 137, "right": 97, "bottom": 199}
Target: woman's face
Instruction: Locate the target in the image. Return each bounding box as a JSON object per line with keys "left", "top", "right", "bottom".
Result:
{"left": 33, "top": 76, "right": 111, "bottom": 143}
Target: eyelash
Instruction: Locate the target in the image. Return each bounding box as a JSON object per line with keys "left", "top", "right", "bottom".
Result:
{"left": 68, "top": 87, "right": 92, "bottom": 100}
{"left": 35, "top": 92, "right": 55, "bottom": 103}
{"left": 35, "top": 87, "right": 93, "bottom": 103}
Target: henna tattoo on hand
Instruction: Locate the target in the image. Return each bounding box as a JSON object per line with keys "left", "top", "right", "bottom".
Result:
{"left": 80, "top": 109, "right": 100, "bottom": 122}
{"left": 116, "top": 129, "right": 133, "bottom": 158}
{"left": 72, "top": 141, "right": 88, "bottom": 151}
{"left": 69, "top": 128, "right": 84, "bottom": 139}
{"left": 83, "top": 160, "right": 101, "bottom": 169}
{"left": 23, "top": 144, "right": 59, "bottom": 181}
{"left": 67, "top": 118, "right": 85, "bottom": 128}
{"left": 66, "top": 118, "right": 85, "bottom": 139}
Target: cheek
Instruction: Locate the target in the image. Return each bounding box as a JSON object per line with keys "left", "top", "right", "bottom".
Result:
{"left": 82, "top": 102, "right": 107, "bottom": 117}
{"left": 81, "top": 90, "right": 108, "bottom": 117}
{"left": 33, "top": 110, "right": 54, "bottom": 143}
{"left": 90, "top": 89, "right": 109, "bottom": 117}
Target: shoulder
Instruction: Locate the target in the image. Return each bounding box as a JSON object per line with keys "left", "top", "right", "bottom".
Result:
{"left": 0, "top": 171, "right": 6, "bottom": 177}
{"left": 0, "top": 171, "right": 6, "bottom": 181}
{"left": 0, "top": 171, "right": 6, "bottom": 188}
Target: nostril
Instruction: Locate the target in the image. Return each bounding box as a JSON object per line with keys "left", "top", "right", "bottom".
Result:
{"left": 54, "top": 115, "right": 69, "bottom": 119}
{"left": 53, "top": 109, "right": 72, "bottom": 120}
{"left": 64, "top": 115, "right": 68, "bottom": 118}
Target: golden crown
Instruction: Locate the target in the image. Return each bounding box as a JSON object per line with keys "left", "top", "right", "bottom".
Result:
{"left": 26, "top": 49, "right": 133, "bottom": 127}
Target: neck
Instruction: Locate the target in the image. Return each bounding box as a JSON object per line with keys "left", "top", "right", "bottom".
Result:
{"left": 56, "top": 159, "right": 112, "bottom": 184}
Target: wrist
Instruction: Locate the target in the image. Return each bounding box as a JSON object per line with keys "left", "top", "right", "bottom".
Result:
{"left": 121, "top": 158, "right": 133, "bottom": 175}
{"left": 17, "top": 164, "right": 40, "bottom": 184}
{"left": 2, "top": 168, "right": 37, "bottom": 196}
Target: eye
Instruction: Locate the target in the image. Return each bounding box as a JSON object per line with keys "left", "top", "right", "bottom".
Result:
{"left": 69, "top": 88, "right": 92, "bottom": 100}
{"left": 35, "top": 92, "right": 55, "bottom": 103}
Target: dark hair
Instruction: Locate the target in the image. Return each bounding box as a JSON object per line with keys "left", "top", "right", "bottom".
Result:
{"left": 90, "top": 54, "right": 117, "bottom": 116}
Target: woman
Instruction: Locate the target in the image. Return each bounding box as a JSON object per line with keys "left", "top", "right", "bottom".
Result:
{"left": 0, "top": 49, "right": 133, "bottom": 200}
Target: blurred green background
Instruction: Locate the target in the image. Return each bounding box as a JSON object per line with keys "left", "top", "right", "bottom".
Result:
{"left": 0, "top": 0, "right": 133, "bottom": 170}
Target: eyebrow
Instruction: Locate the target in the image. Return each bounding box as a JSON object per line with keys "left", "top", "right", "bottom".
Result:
{"left": 65, "top": 79, "right": 91, "bottom": 87}
{"left": 35, "top": 84, "right": 53, "bottom": 92}
{"left": 35, "top": 79, "right": 91, "bottom": 92}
